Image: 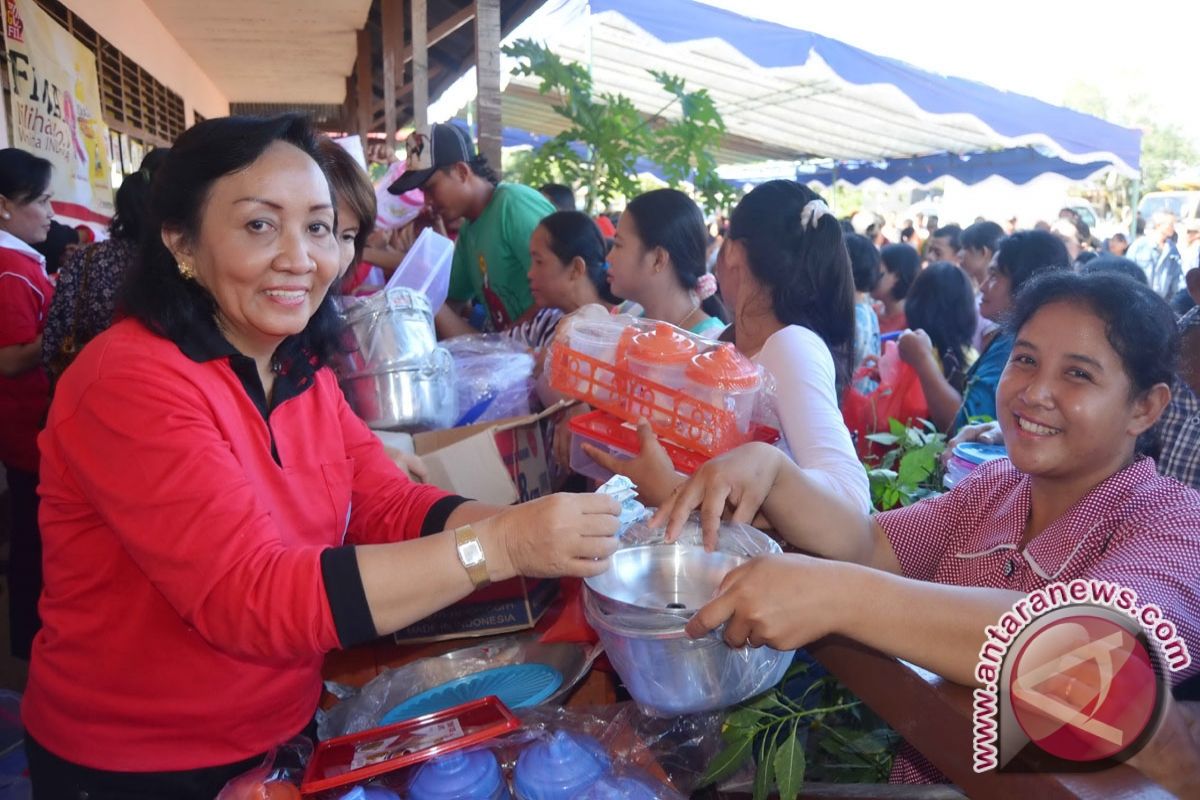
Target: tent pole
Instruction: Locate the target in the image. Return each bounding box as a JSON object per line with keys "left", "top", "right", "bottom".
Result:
{"left": 1128, "top": 176, "right": 1142, "bottom": 239}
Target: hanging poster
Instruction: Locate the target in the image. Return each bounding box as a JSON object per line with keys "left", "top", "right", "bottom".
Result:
{"left": 3, "top": 0, "right": 114, "bottom": 220}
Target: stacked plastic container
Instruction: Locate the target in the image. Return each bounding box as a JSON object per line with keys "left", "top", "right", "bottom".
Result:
{"left": 548, "top": 307, "right": 778, "bottom": 479}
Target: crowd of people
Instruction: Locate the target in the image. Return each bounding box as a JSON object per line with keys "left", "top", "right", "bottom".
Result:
{"left": 0, "top": 114, "right": 1196, "bottom": 795}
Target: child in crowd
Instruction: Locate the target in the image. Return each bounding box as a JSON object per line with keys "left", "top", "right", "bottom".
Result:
{"left": 872, "top": 243, "right": 920, "bottom": 334}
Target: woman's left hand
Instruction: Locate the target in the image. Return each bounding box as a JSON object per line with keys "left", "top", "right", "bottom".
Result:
{"left": 685, "top": 553, "right": 850, "bottom": 650}
{"left": 581, "top": 419, "right": 681, "bottom": 504}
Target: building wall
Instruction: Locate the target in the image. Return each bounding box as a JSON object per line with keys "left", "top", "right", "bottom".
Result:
{"left": 63, "top": 0, "right": 229, "bottom": 124}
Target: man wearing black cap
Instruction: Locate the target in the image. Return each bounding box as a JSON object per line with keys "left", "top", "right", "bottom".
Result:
{"left": 388, "top": 122, "right": 554, "bottom": 332}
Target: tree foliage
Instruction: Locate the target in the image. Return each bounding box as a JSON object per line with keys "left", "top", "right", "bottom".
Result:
{"left": 502, "top": 39, "right": 738, "bottom": 213}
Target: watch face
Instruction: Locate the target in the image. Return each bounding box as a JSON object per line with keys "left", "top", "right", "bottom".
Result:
{"left": 460, "top": 539, "right": 485, "bottom": 565}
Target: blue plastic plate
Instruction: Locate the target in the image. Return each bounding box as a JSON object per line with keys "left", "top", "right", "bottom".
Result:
{"left": 380, "top": 664, "right": 563, "bottom": 725}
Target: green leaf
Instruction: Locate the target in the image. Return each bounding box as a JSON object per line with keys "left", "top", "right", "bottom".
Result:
{"left": 774, "top": 726, "right": 807, "bottom": 800}
{"left": 864, "top": 432, "right": 898, "bottom": 446}
{"left": 724, "top": 706, "right": 774, "bottom": 733}
{"left": 888, "top": 418, "right": 908, "bottom": 438}
{"left": 753, "top": 731, "right": 777, "bottom": 800}
{"left": 698, "top": 735, "right": 754, "bottom": 787}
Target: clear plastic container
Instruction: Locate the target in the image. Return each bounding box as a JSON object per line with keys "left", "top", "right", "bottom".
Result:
{"left": 567, "top": 319, "right": 626, "bottom": 406}
{"left": 942, "top": 443, "right": 1008, "bottom": 489}
{"left": 568, "top": 425, "right": 632, "bottom": 483}
{"left": 385, "top": 227, "right": 455, "bottom": 311}
{"left": 684, "top": 344, "right": 761, "bottom": 435}
{"left": 624, "top": 323, "right": 698, "bottom": 425}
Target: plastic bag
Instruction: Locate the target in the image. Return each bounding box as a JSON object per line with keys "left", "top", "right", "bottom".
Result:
{"left": 841, "top": 340, "right": 929, "bottom": 460}
{"left": 384, "top": 227, "right": 455, "bottom": 312}
{"left": 373, "top": 161, "right": 424, "bottom": 231}
{"left": 507, "top": 703, "right": 714, "bottom": 797}
{"left": 442, "top": 335, "right": 535, "bottom": 426}
{"left": 216, "top": 736, "right": 312, "bottom": 800}
{"left": 317, "top": 636, "right": 597, "bottom": 741}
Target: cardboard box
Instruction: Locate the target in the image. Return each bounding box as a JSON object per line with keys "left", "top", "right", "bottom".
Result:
{"left": 384, "top": 402, "right": 571, "bottom": 643}
{"left": 410, "top": 402, "right": 568, "bottom": 505}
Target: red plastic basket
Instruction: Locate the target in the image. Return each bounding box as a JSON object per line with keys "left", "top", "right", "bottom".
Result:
{"left": 549, "top": 340, "right": 771, "bottom": 458}
{"left": 568, "top": 409, "right": 780, "bottom": 476}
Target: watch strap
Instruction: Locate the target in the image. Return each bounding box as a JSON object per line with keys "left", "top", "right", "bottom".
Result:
{"left": 454, "top": 524, "right": 491, "bottom": 589}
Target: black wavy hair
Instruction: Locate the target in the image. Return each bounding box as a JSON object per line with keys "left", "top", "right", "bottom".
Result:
{"left": 624, "top": 188, "right": 728, "bottom": 322}
{"left": 994, "top": 229, "right": 1071, "bottom": 294}
{"left": 844, "top": 232, "right": 881, "bottom": 293}
{"left": 905, "top": 261, "right": 977, "bottom": 375}
{"left": 879, "top": 243, "right": 920, "bottom": 300}
{"left": 728, "top": 180, "right": 855, "bottom": 390}
{"left": 1006, "top": 270, "right": 1178, "bottom": 454}
{"left": 0, "top": 148, "right": 52, "bottom": 203}
{"left": 110, "top": 147, "right": 170, "bottom": 242}
{"left": 960, "top": 220, "right": 1005, "bottom": 253}
{"left": 1081, "top": 255, "right": 1148, "bottom": 286}
{"left": 537, "top": 211, "right": 619, "bottom": 305}
{"left": 121, "top": 114, "right": 343, "bottom": 366}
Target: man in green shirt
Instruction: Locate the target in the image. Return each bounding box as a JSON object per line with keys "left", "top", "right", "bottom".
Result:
{"left": 389, "top": 123, "right": 554, "bottom": 332}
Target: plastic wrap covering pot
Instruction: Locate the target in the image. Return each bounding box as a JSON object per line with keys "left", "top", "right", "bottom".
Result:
{"left": 340, "top": 347, "right": 457, "bottom": 432}
{"left": 582, "top": 519, "right": 792, "bottom": 716}
{"left": 338, "top": 287, "right": 437, "bottom": 375}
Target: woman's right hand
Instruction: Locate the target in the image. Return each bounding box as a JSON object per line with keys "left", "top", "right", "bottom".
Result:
{"left": 941, "top": 420, "right": 1004, "bottom": 466}
{"left": 479, "top": 493, "right": 621, "bottom": 579}
{"left": 649, "top": 442, "right": 784, "bottom": 549}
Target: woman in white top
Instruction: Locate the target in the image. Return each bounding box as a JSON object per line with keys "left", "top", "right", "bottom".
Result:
{"left": 586, "top": 180, "right": 871, "bottom": 514}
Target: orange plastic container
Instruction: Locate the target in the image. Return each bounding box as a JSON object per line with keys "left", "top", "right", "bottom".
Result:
{"left": 549, "top": 329, "right": 774, "bottom": 458}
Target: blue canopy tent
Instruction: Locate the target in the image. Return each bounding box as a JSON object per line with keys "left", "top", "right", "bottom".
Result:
{"left": 494, "top": 0, "right": 1140, "bottom": 181}
{"left": 799, "top": 148, "right": 1116, "bottom": 188}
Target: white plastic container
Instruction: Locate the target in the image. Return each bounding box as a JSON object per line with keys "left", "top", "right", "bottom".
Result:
{"left": 567, "top": 319, "right": 625, "bottom": 405}
{"left": 684, "top": 344, "right": 761, "bottom": 436}
{"left": 624, "top": 323, "right": 698, "bottom": 425}
{"left": 385, "top": 227, "right": 455, "bottom": 310}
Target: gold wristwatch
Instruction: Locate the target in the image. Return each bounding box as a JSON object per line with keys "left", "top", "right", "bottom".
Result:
{"left": 454, "top": 524, "right": 491, "bottom": 589}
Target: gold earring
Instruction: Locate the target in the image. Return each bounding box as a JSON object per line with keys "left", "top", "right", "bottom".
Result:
{"left": 177, "top": 260, "right": 195, "bottom": 280}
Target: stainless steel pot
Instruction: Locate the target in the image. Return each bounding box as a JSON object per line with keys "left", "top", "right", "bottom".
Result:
{"left": 583, "top": 585, "right": 791, "bottom": 716}
{"left": 339, "top": 287, "right": 437, "bottom": 374}
{"left": 340, "top": 347, "right": 457, "bottom": 432}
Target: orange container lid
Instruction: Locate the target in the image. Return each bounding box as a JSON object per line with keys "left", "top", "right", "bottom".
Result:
{"left": 625, "top": 322, "right": 698, "bottom": 363}
{"left": 685, "top": 344, "right": 761, "bottom": 390}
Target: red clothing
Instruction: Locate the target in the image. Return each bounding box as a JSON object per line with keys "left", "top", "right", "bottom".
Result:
{"left": 0, "top": 246, "right": 53, "bottom": 472}
{"left": 25, "top": 318, "right": 455, "bottom": 771}
{"left": 878, "top": 457, "right": 1200, "bottom": 782}
{"left": 877, "top": 309, "right": 906, "bottom": 335}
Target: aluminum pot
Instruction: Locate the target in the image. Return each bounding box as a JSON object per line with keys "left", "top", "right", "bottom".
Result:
{"left": 585, "top": 544, "right": 747, "bottom": 621}
{"left": 339, "top": 287, "right": 437, "bottom": 374}
{"left": 340, "top": 347, "right": 457, "bottom": 432}
{"left": 583, "top": 585, "right": 791, "bottom": 716}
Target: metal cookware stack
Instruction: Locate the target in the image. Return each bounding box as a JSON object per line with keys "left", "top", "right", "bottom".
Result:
{"left": 582, "top": 522, "right": 794, "bottom": 717}
{"left": 336, "top": 287, "right": 457, "bottom": 431}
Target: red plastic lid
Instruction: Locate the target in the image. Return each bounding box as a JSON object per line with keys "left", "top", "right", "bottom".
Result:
{"left": 685, "top": 344, "right": 761, "bottom": 390}
{"left": 625, "top": 322, "right": 698, "bottom": 363}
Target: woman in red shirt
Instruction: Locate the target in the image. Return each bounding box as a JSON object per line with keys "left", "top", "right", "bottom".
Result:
{"left": 0, "top": 148, "right": 55, "bottom": 660}
{"left": 24, "top": 115, "right": 621, "bottom": 798}
{"left": 654, "top": 270, "right": 1200, "bottom": 782}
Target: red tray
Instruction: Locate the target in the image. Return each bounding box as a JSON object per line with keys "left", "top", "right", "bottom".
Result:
{"left": 300, "top": 696, "right": 519, "bottom": 795}
{"left": 568, "top": 409, "right": 780, "bottom": 476}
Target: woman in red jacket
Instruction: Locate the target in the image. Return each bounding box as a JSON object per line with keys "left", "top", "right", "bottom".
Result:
{"left": 23, "top": 115, "right": 621, "bottom": 799}
{"left": 0, "top": 148, "right": 55, "bottom": 660}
